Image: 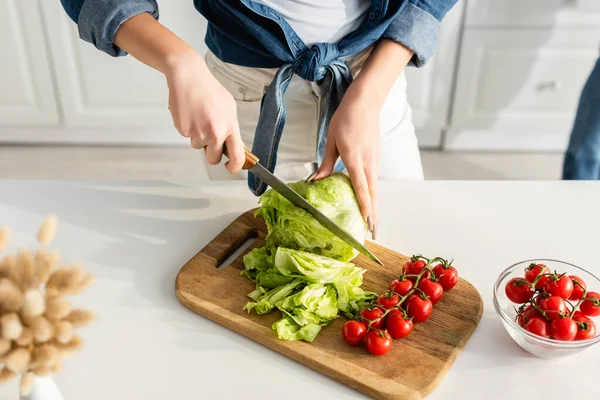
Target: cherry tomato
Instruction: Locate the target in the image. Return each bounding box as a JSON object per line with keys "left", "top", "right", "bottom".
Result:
{"left": 523, "top": 317, "right": 550, "bottom": 338}
{"left": 405, "top": 294, "right": 433, "bottom": 323}
{"left": 580, "top": 292, "right": 600, "bottom": 317}
{"left": 376, "top": 293, "right": 400, "bottom": 309}
{"left": 505, "top": 278, "right": 534, "bottom": 304}
{"left": 342, "top": 320, "right": 367, "bottom": 346}
{"left": 365, "top": 330, "right": 393, "bottom": 356}
{"left": 568, "top": 276, "right": 587, "bottom": 301}
{"left": 573, "top": 315, "right": 597, "bottom": 340}
{"left": 535, "top": 292, "right": 550, "bottom": 306}
{"left": 572, "top": 310, "right": 586, "bottom": 319}
{"left": 524, "top": 263, "right": 548, "bottom": 290}
{"left": 517, "top": 305, "right": 543, "bottom": 326}
{"left": 388, "top": 278, "right": 413, "bottom": 297}
{"left": 550, "top": 317, "right": 577, "bottom": 341}
{"left": 361, "top": 307, "right": 386, "bottom": 329}
{"left": 544, "top": 274, "right": 574, "bottom": 299}
{"left": 418, "top": 278, "right": 444, "bottom": 305}
{"left": 432, "top": 264, "right": 458, "bottom": 291}
{"left": 404, "top": 259, "right": 428, "bottom": 280}
{"left": 386, "top": 309, "right": 413, "bottom": 339}
{"left": 539, "top": 296, "right": 568, "bottom": 321}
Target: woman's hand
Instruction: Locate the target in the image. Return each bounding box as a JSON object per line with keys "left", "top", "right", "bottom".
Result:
{"left": 309, "top": 86, "right": 380, "bottom": 238}
{"left": 113, "top": 12, "right": 245, "bottom": 173}
{"left": 165, "top": 51, "right": 245, "bottom": 173}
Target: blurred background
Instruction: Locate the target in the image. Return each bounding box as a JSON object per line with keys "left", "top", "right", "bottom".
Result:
{"left": 1, "top": 0, "right": 599, "bottom": 180}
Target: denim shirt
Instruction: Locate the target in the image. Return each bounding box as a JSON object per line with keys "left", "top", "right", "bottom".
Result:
{"left": 61, "top": 0, "right": 457, "bottom": 195}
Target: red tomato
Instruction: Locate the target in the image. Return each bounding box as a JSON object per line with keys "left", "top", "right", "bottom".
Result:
{"left": 535, "top": 292, "right": 550, "bottom": 306}
{"left": 539, "top": 296, "right": 568, "bottom": 321}
{"left": 361, "top": 307, "right": 386, "bottom": 329}
{"left": 580, "top": 292, "right": 600, "bottom": 317}
{"left": 523, "top": 317, "right": 550, "bottom": 338}
{"left": 418, "top": 278, "right": 444, "bottom": 305}
{"left": 405, "top": 294, "right": 433, "bottom": 323}
{"left": 388, "top": 278, "right": 413, "bottom": 297}
{"left": 544, "top": 274, "right": 574, "bottom": 299}
{"left": 386, "top": 309, "right": 413, "bottom": 339}
{"left": 376, "top": 293, "right": 400, "bottom": 309}
{"left": 432, "top": 264, "right": 458, "bottom": 291}
{"left": 365, "top": 330, "right": 393, "bottom": 356}
{"left": 404, "top": 259, "right": 428, "bottom": 280}
{"left": 573, "top": 315, "right": 597, "bottom": 340}
{"left": 517, "top": 305, "right": 543, "bottom": 326}
{"left": 505, "top": 278, "right": 534, "bottom": 304}
{"left": 524, "top": 263, "right": 548, "bottom": 290}
{"left": 572, "top": 310, "right": 586, "bottom": 319}
{"left": 568, "top": 276, "right": 587, "bottom": 301}
{"left": 342, "top": 320, "right": 367, "bottom": 346}
{"left": 550, "top": 317, "right": 578, "bottom": 341}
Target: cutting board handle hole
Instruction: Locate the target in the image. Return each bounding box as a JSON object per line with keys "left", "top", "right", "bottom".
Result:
{"left": 216, "top": 230, "right": 258, "bottom": 270}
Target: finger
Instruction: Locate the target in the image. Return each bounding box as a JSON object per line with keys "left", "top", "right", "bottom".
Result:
{"left": 365, "top": 164, "right": 379, "bottom": 240}
{"left": 224, "top": 130, "right": 245, "bottom": 174}
{"left": 310, "top": 138, "right": 339, "bottom": 182}
{"left": 347, "top": 163, "right": 373, "bottom": 232}
{"left": 190, "top": 137, "right": 205, "bottom": 149}
{"left": 204, "top": 136, "right": 224, "bottom": 166}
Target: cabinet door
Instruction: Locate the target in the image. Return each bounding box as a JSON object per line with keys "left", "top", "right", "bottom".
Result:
{"left": 41, "top": 2, "right": 207, "bottom": 133}
{"left": 406, "top": 2, "right": 464, "bottom": 148}
{"left": 0, "top": 0, "right": 59, "bottom": 126}
{"left": 446, "top": 28, "right": 600, "bottom": 151}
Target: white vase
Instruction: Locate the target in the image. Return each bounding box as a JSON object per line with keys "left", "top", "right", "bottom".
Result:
{"left": 20, "top": 375, "right": 64, "bottom": 400}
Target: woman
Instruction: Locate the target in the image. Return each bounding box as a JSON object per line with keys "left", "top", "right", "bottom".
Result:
{"left": 60, "top": 0, "right": 457, "bottom": 239}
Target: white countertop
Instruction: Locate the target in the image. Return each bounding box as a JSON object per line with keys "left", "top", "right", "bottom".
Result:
{"left": 0, "top": 181, "right": 598, "bottom": 399}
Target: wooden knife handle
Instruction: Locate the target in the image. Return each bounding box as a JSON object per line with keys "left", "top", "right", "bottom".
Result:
{"left": 222, "top": 145, "right": 259, "bottom": 170}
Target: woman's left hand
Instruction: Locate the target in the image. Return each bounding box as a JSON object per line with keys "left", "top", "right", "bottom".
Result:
{"left": 308, "top": 85, "right": 380, "bottom": 239}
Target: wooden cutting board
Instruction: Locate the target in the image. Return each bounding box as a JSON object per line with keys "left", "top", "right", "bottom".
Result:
{"left": 176, "top": 210, "right": 483, "bottom": 400}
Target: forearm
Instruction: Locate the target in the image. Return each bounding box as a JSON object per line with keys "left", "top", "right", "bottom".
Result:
{"left": 349, "top": 39, "right": 414, "bottom": 108}
{"left": 114, "top": 12, "right": 203, "bottom": 75}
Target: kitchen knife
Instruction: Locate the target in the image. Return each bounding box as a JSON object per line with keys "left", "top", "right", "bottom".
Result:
{"left": 223, "top": 146, "right": 384, "bottom": 266}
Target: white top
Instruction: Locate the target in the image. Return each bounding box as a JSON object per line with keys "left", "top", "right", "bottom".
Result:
{"left": 258, "top": 0, "right": 371, "bottom": 46}
{"left": 0, "top": 181, "right": 598, "bottom": 399}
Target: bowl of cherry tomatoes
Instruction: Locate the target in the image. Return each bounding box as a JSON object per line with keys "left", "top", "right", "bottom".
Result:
{"left": 493, "top": 259, "right": 600, "bottom": 358}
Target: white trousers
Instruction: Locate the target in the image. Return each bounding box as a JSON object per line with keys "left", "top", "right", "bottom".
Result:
{"left": 204, "top": 47, "right": 424, "bottom": 182}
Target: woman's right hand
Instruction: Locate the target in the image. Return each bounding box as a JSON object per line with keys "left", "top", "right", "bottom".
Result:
{"left": 165, "top": 50, "right": 246, "bottom": 173}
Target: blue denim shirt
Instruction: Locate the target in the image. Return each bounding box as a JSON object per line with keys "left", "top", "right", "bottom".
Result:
{"left": 61, "top": 0, "right": 457, "bottom": 195}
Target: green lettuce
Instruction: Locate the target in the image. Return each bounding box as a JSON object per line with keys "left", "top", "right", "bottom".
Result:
{"left": 272, "top": 318, "right": 322, "bottom": 343}
{"left": 256, "top": 172, "right": 367, "bottom": 262}
{"left": 277, "top": 283, "right": 339, "bottom": 326}
{"left": 243, "top": 279, "right": 303, "bottom": 315}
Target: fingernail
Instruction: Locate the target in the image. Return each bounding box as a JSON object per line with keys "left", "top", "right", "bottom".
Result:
{"left": 305, "top": 171, "right": 318, "bottom": 182}
{"left": 372, "top": 224, "right": 378, "bottom": 241}
{"left": 366, "top": 216, "right": 374, "bottom": 232}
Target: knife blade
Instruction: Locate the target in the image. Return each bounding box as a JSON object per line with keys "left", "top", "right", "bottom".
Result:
{"left": 224, "top": 146, "right": 384, "bottom": 266}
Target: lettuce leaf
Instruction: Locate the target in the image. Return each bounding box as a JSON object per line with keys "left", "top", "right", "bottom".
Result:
{"left": 256, "top": 172, "right": 367, "bottom": 262}
{"left": 272, "top": 318, "right": 322, "bottom": 343}
{"left": 243, "top": 279, "right": 303, "bottom": 315}
{"left": 277, "top": 283, "right": 339, "bottom": 326}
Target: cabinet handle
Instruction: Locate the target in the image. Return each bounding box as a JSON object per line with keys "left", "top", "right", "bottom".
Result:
{"left": 535, "top": 81, "right": 558, "bottom": 92}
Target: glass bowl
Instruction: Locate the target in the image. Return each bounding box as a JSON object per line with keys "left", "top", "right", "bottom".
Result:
{"left": 493, "top": 259, "right": 600, "bottom": 358}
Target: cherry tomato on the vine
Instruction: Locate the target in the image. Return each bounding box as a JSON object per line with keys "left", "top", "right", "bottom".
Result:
{"left": 544, "top": 274, "right": 574, "bottom": 299}
{"left": 432, "top": 264, "right": 458, "bottom": 291}
{"left": 377, "top": 293, "right": 401, "bottom": 309}
{"left": 404, "top": 259, "right": 428, "bottom": 280}
{"left": 517, "top": 305, "right": 543, "bottom": 326}
{"left": 573, "top": 315, "right": 597, "bottom": 340}
{"left": 505, "top": 278, "right": 534, "bottom": 304}
{"left": 405, "top": 294, "right": 433, "bottom": 323}
{"left": 417, "top": 278, "right": 444, "bottom": 305}
{"left": 388, "top": 278, "right": 413, "bottom": 297}
{"left": 550, "top": 317, "right": 577, "bottom": 341}
{"left": 342, "top": 320, "right": 367, "bottom": 346}
{"left": 523, "top": 317, "right": 550, "bottom": 338}
{"left": 580, "top": 292, "right": 600, "bottom": 317}
{"left": 568, "top": 275, "right": 587, "bottom": 301}
{"left": 386, "top": 309, "right": 413, "bottom": 339}
{"left": 361, "top": 307, "right": 386, "bottom": 329}
{"left": 365, "top": 330, "right": 393, "bottom": 356}
{"left": 539, "top": 296, "right": 568, "bottom": 321}
{"left": 524, "top": 263, "right": 548, "bottom": 290}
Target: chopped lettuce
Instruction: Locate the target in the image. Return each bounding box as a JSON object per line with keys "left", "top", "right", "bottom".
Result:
{"left": 256, "top": 172, "right": 367, "bottom": 262}
{"left": 243, "top": 279, "right": 303, "bottom": 315}
{"left": 272, "top": 318, "right": 322, "bottom": 343}
{"left": 277, "top": 283, "right": 339, "bottom": 326}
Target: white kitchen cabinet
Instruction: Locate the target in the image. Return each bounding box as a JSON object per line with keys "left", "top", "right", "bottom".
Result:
{"left": 406, "top": 1, "right": 464, "bottom": 148}
{"left": 0, "top": 0, "right": 59, "bottom": 126}
{"left": 445, "top": 28, "right": 600, "bottom": 151}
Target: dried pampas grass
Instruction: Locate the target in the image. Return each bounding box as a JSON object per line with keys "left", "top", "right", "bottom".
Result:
{"left": 0, "top": 215, "right": 94, "bottom": 390}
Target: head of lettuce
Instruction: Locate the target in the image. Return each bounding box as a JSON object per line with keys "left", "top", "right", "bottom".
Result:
{"left": 256, "top": 172, "right": 367, "bottom": 262}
